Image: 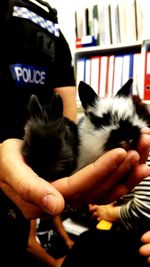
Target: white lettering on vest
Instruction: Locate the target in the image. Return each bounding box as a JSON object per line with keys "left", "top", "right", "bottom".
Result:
{"left": 14, "top": 66, "right": 46, "bottom": 85}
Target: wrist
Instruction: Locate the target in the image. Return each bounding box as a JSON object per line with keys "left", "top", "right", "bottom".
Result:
{"left": 107, "top": 206, "right": 120, "bottom": 222}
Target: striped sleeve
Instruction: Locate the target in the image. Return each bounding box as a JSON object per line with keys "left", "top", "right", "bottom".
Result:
{"left": 119, "top": 156, "right": 150, "bottom": 230}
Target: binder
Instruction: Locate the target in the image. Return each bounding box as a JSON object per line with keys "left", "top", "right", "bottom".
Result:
{"left": 90, "top": 56, "right": 101, "bottom": 94}
{"left": 99, "top": 56, "right": 109, "bottom": 97}
{"left": 113, "top": 55, "right": 123, "bottom": 95}
{"left": 144, "top": 51, "right": 150, "bottom": 100}
{"left": 107, "top": 55, "right": 115, "bottom": 97}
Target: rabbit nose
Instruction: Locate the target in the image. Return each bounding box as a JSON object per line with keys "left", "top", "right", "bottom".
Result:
{"left": 119, "top": 141, "right": 131, "bottom": 151}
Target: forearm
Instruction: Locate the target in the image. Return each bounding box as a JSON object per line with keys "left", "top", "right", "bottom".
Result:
{"left": 53, "top": 215, "right": 71, "bottom": 243}
{"left": 120, "top": 176, "right": 150, "bottom": 229}
{"left": 89, "top": 203, "right": 121, "bottom": 222}
{"left": 54, "top": 86, "right": 77, "bottom": 122}
{"left": 27, "top": 238, "right": 56, "bottom": 266}
{"left": 103, "top": 205, "right": 121, "bottom": 222}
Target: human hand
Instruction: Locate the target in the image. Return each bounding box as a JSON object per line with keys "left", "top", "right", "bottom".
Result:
{"left": 138, "top": 127, "right": 150, "bottom": 164}
{"left": 89, "top": 203, "right": 120, "bottom": 222}
{"left": 89, "top": 204, "right": 105, "bottom": 221}
{"left": 55, "top": 257, "right": 66, "bottom": 267}
{"left": 65, "top": 238, "right": 74, "bottom": 250}
{"left": 89, "top": 203, "right": 112, "bottom": 221}
{"left": 55, "top": 129, "right": 150, "bottom": 207}
{"left": 0, "top": 139, "right": 65, "bottom": 218}
{"left": 0, "top": 134, "right": 150, "bottom": 219}
{"left": 139, "top": 230, "right": 150, "bottom": 264}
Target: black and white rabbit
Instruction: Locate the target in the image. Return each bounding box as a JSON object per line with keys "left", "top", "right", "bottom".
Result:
{"left": 77, "top": 79, "right": 150, "bottom": 170}
{"left": 22, "top": 79, "right": 150, "bottom": 181}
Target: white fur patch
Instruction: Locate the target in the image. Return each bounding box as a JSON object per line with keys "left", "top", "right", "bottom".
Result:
{"left": 77, "top": 96, "right": 148, "bottom": 170}
{"left": 88, "top": 96, "right": 147, "bottom": 129}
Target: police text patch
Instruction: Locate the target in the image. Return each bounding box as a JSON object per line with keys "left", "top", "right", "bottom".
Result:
{"left": 10, "top": 64, "right": 47, "bottom": 88}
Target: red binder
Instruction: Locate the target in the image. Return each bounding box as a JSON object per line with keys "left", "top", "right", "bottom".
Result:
{"left": 144, "top": 51, "right": 150, "bottom": 100}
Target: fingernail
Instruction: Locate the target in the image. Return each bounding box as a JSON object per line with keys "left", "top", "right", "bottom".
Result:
{"left": 43, "top": 193, "right": 58, "bottom": 215}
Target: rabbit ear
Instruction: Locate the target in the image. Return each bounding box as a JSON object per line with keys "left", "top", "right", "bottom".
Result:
{"left": 116, "top": 79, "right": 133, "bottom": 97}
{"left": 47, "top": 93, "right": 63, "bottom": 121}
{"left": 28, "top": 94, "right": 43, "bottom": 119}
{"left": 78, "top": 81, "right": 98, "bottom": 110}
{"left": 28, "top": 93, "right": 64, "bottom": 121}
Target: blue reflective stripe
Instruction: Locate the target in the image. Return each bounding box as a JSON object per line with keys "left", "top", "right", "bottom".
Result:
{"left": 13, "top": 6, "right": 60, "bottom": 37}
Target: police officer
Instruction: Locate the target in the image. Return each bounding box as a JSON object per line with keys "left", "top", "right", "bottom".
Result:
{"left": 0, "top": 0, "right": 76, "bottom": 266}
{"left": 0, "top": 1, "right": 150, "bottom": 267}
{"left": 0, "top": 0, "right": 77, "bottom": 142}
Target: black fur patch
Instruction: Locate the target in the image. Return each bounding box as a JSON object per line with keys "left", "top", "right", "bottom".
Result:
{"left": 104, "top": 120, "right": 141, "bottom": 151}
{"left": 87, "top": 111, "right": 112, "bottom": 129}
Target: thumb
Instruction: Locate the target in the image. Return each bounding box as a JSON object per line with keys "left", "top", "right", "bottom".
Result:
{"left": 0, "top": 139, "right": 65, "bottom": 217}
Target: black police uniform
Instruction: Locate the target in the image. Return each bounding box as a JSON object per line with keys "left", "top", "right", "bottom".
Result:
{"left": 0, "top": 0, "right": 75, "bottom": 141}
{"left": 0, "top": 1, "right": 75, "bottom": 266}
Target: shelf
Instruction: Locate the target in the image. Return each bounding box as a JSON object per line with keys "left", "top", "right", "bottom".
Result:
{"left": 75, "top": 39, "right": 150, "bottom": 103}
{"left": 75, "top": 41, "right": 142, "bottom": 58}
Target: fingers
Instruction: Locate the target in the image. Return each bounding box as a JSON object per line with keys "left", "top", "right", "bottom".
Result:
{"left": 139, "top": 244, "right": 150, "bottom": 257}
{"left": 89, "top": 204, "right": 100, "bottom": 220}
{"left": 139, "top": 245, "right": 150, "bottom": 264}
{"left": 53, "top": 148, "right": 127, "bottom": 205}
{"left": 140, "top": 231, "right": 150, "bottom": 245}
{"left": 137, "top": 132, "right": 150, "bottom": 163}
{"left": 52, "top": 148, "right": 140, "bottom": 207}
{"left": 0, "top": 139, "right": 65, "bottom": 217}
{"left": 1, "top": 135, "right": 150, "bottom": 218}
{"left": 100, "top": 163, "right": 150, "bottom": 204}
{"left": 0, "top": 181, "right": 43, "bottom": 218}
{"left": 98, "top": 184, "right": 129, "bottom": 205}
{"left": 141, "top": 127, "right": 150, "bottom": 135}
{"left": 124, "top": 164, "right": 150, "bottom": 191}
{"left": 139, "top": 231, "right": 150, "bottom": 263}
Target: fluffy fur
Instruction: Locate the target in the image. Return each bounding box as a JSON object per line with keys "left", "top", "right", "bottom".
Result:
{"left": 77, "top": 79, "right": 150, "bottom": 170}
{"left": 22, "top": 79, "right": 150, "bottom": 181}
{"left": 22, "top": 93, "right": 78, "bottom": 181}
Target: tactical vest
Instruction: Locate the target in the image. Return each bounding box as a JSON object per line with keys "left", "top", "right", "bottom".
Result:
{"left": 1, "top": 0, "right": 60, "bottom": 87}
{"left": 0, "top": 0, "right": 74, "bottom": 141}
